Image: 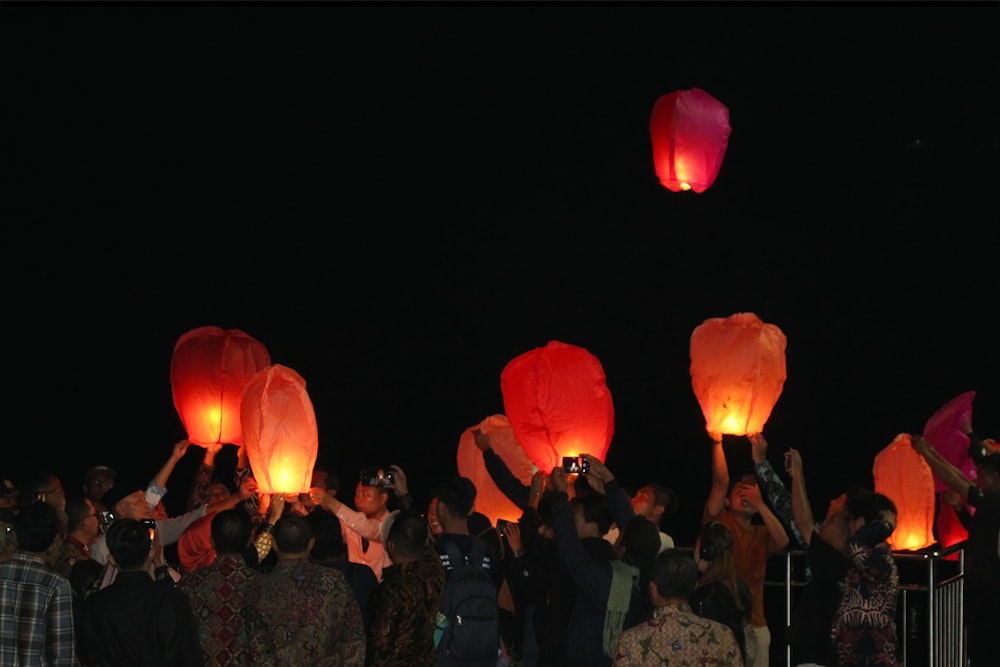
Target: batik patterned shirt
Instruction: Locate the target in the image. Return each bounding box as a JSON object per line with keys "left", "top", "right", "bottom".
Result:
{"left": 243, "top": 557, "right": 365, "bottom": 666}
{"left": 612, "top": 603, "right": 743, "bottom": 667}
{"left": 177, "top": 554, "right": 259, "bottom": 666}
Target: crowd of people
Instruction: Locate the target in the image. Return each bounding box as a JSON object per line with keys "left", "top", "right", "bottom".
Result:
{"left": 1, "top": 418, "right": 997, "bottom": 667}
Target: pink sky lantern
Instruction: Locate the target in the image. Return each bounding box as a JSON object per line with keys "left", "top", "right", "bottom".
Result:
{"left": 923, "top": 391, "right": 977, "bottom": 493}
{"left": 170, "top": 326, "right": 271, "bottom": 446}
{"left": 649, "top": 87, "right": 732, "bottom": 193}
{"left": 500, "top": 340, "right": 614, "bottom": 473}
{"left": 240, "top": 364, "right": 318, "bottom": 495}
{"left": 689, "top": 312, "right": 786, "bottom": 436}
{"left": 457, "top": 414, "right": 536, "bottom": 525}
{"left": 873, "top": 433, "right": 936, "bottom": 551}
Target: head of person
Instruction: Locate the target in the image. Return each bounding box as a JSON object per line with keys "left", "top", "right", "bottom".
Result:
{"left": 83, "top": 466, "right": 116, "bottom": 506}
{"left": 433, "top": 476, "right": 478, "bottom": 530}
{"left": 64, "top": 494, "right": 101, "bottom": 541}
{"left": 100, "top": 480, "right": 150, "bottom": 521}
{"left": 210, "top": 507, "right": 253, "bottom": 556}
{"left": 848, "top": 490, "right": 897, "bottom": 535}
{"left": 630, "top": 483, "right": 678, "bottom": 527}
{"left": 426, "top": 497, "right": 443, "bottom": 536}
{"left": 12, "top": 500, "right": 62, "bottom": 553}
{"left": 570, "top": 493, "right": 613, "bottom": 539}
{"left": 649, "top": 548, "right": 699, "bottom": 604}
{"left": 272, "top": 514, "right": 313, "bottom": 558}
{"left": 975, "top": 454, "right": 1000, "bottom": 493}
{"left": 386, "top": 510, "right": 430, "bottom": 563}
{"left": 725, "top": 470, "right": 759, "bottom": 518}
{"left": 105, "top": 518, "right": 154, "bottom": 571}
{"left": 353, "top": 480, "right": 391, "bottom": 519}
{"left": 18, "top": 468, "right": 66, "bottom": 514}
{"left": 307, "top": 505, "right": 348, "bottom": 561}
{"left": 0, "top": 478, "right": 21, "bottom": 517}
{"left": 819, "top": 487, "right": 856, "bottom": 552}
{"left": 694, "top": 521, "right": 736, "bottom": 576}
{"left": 618, "top": 515, "right": 661, "bottom": 572}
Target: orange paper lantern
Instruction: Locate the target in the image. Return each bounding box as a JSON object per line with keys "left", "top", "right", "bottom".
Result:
{"left": 170, "top": 326, "right": 271, "bottom": 446}
{"left": 649, "top": 87, "right": 732, "bottom": 193}
{"left": 873, "top": 433, "right": 936, "bottom": 551}
{"left": 240, "top": 364, "right": 318, "bottom": 495}
{"left": 457, "top": 414, "right": 536, "bottom": 525}
{"left": 689, "top": 313, "right": 786, "bottom": 436}
{"left": 500, "top": 340, "right": 614, "bottom": 473}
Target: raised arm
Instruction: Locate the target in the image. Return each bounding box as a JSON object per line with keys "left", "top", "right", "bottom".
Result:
{"left": 743, "top": 481, "right": 790, "bottom": 553}
{"left": 750, "top": 432, "right": 807, "bottom": 549}
{"left": 786, "top": 448, "right": 815, "bottom": 544}
{"left": 703, "top": 432, "right": 729, "bottom": 521}
{"left": 911, "top": 434, "right": 975, "bottom": 500}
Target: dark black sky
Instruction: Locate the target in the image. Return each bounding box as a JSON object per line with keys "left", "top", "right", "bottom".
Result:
{"left": 5, "top": 2, "right": 998, "bottom": 544}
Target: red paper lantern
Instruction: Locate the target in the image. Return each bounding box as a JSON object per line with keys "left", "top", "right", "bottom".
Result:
{"left": 240, "top": 364, "right": 318, "bottom": 495}
{"left": 170, "top": 326, "right": 270, "bottom": 446}
{"left": 649, "top": 87, "right": 731, "bottom": 193}
{"left": 456, "top": 414, "right": 536, "bottom": 525}
{"left": 923, "top": 391, "right": 977, "bottom": 493}
{"left": 500, "top": 340, "right": 614, "bottom": 473}
{"left": 689, "top": 313, "right": 786, "bottom": 436}
{"left": 873, "top": 433, "right": 936, "bottom": 551}
{"left": 935, "top": 496, "right": 967, "bottom": 559}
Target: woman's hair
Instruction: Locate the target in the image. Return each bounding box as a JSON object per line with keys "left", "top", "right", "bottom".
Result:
{"left": 696, "top": 521, "right": 747, "bottom": 615}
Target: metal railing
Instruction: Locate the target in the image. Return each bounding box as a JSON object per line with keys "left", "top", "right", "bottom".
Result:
{"left": 769, "top": 542, "right": 966, "bottom": 667}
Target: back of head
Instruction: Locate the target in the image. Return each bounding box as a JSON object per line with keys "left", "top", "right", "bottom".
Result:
{"left": 651, "top": 549, "right": 698, "bottom": 600}
{"left": 571, "top": 493, "right": 613, "bottom": 536}
{"left": 307, "top": 506, "right": 347, "bottom": 560}
{"left": 698, "top": 521, "right": 735, "bottom": 563}
{"left": 64, "top": 494, "right": 94, "bottom": 533}
{"left": 651, "top": 483, "right": 679, "bottom": 519}
{"left": 105, "top": 518, "right": 152, "bottom": 570}
{"left": 387, "top": 510, "right": 429, "bottom": 559}
{"left": 621, "top": 515, "right": 660, "bottom": 569}
{"left": 210, "top": 508, "right": 253, "bottom": 555}
{"left": 12, "top": 500, "right": 61, "bottom": 552}
{"left": 273, "top": 514, "right": 312, "bottom": 555}
{"left": 434, "top": 476, "right": 478, "bottom": 520}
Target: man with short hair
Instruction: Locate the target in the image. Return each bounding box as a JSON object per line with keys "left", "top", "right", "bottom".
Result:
{"left": 243, "top": 514, "right": 366, "bottom": 666}
{"left": 80, "top": 517, "right": 202, "bottom": 667}
{"left": 0, "top": 501, "right": 75, "bottom": 666}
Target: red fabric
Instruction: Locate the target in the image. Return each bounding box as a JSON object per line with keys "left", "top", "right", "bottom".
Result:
{"left": 240, "top": 364, "right": 319, "bottom": 495}
{"left": 500, "top": 340, "right": 614, "bottom": 473}
{"left": 170, "top": 326, "right": 270, "bottom": 446}
{"left": 456, "top": 414, "right": 535, "bottom": 524}
{"left": 923, "top": 390, "right": 977, "bottom": 493}
{"left": 873, "top": 433, "right": 935, "bottom": 551}
{"left": 649, "top": 87, "right": 731, "bottom": 193}
{"left": 177, "top": 513, "right": 215, "bottom": 574}
{"left": 689, "top": 312, "right": 787, "bottom": 436}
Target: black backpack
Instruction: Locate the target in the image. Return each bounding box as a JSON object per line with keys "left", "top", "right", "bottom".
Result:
{"left": 436, "top": 537, "right": 500, "bottom": 664}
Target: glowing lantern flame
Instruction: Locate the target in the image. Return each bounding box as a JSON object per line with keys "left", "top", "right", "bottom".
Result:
{"left": 500, "top": 340, "right": 614, "bottom": 473}
{"left": 240, "top": 364, "right": 318, "bottom": 495}
{"left": 689, "top": 312, "right": 786, "bottom": 436}
{"left": 873, "top": 433, "right": 936, "bottom": 551}
{"left": 170, "top": 326, "right": 270, "bottom": 446}
{"left": 457, "top": 414, "right": 536, "bottom": 525}
{"left": 649, "top": 87, "right": 731, "bottom": 193}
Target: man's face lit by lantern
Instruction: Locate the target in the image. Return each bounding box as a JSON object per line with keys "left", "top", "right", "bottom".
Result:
{"left": 726, "top": 474, "right": 760, "bottom": 518}
{"left": 354, "top": 482, "right": 389, "bottom": 519}
{"left": 114, "top": 491, "right": 152, "bottom": 521}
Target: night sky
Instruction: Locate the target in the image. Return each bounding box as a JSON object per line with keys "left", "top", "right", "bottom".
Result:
{"left": 5, "top": 3, "right": 998, "bottom": 545}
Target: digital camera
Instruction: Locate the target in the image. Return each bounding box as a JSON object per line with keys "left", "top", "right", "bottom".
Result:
{"left": 562, "top": 456, "right": 590, "bottom": 474}
{"left": 360, "top": 466, "right": 395, "bottom": 487}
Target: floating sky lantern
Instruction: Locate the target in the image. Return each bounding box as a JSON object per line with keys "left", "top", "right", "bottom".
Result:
{"left": 170, "top": 326, "right": 270, "bottom": 446}
{"left": 500, "top": 340, "right": 614, "bottom": 473}
{"left": 649, "top": 87, "right": 732, "bottom": 193}
{"left": 923, "top": 391, "right": 977, "bottom": 553}
{"left": 240, "top": 364, "right": 318, "bottom": 495}
{"left": 456, "top": 414, "right": 536, "bottom": 524}
{"left": 873, "top": 433, "right": 936, "bottom": 551}
{"left": 689, "top": 313, "right": 786, "bottom": 436}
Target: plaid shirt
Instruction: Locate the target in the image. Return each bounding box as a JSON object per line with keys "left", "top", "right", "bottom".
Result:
{"left": 0, "top": 552, "right": 75, "bottom": 666}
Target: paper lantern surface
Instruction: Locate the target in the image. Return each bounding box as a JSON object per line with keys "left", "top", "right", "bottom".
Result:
{"left": 923, "top": 390, "right": 977, "bottom": 493}
{"left": 170, "top": 326, "right": 270, "bottom": 446}
{"left": 457, "top": 414, "right": 536, "bottom": 525}
{"left": 649, "top": 87, "right": 732, "bottom": 193}
{"left": 500, "top": 340, "right": 614, "bottom": 473}
{"left": 689, "top": 313, "right": 786, "bottom": 436}
{"left": 934, "top": 496, "right": 967, "bottom": 558}
{"left": 240, "top": 364, "right": 318, "bottom": 495}
{"left": 873, "top": 433, "right": 936, "bottom": 551}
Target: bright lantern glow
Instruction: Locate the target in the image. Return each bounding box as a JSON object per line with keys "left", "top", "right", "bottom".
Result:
{"left": 240, "top": 364, "right": 318, "bottom": 495}
{"left": 689, "top": 312, "right": 786, "bottom": 436}
{"left": 456, "top": 414, "right": 536, "bottom": 525}
{"left": 873, "top": 433, "right": 936, "bottom": 551}
{"left": 500, "top": 340, "right": 614, "bottom": 473}
{"left": 170, "top": 326, "right": 270, "bottom": 446}
{"left": 649, "top": 87, "right": 731, "bottom": 193}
